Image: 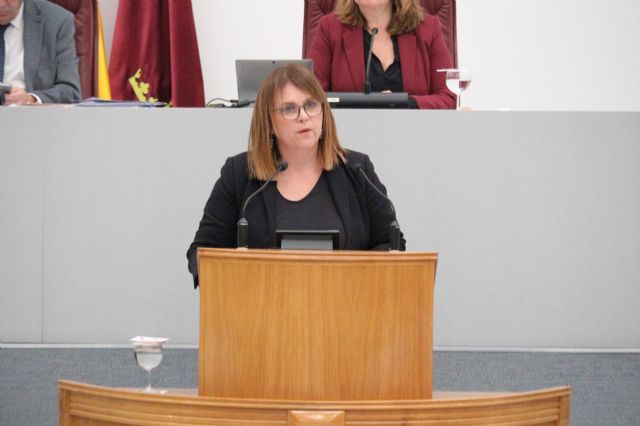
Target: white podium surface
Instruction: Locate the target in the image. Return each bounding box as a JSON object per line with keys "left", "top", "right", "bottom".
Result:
{"left": 1, "top": 108, "right": 639, "bottom": 350}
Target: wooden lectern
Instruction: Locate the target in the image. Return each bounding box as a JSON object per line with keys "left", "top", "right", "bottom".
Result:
{"left": 59, "top": 248, "right": 573, "bottom": 425}
{"left": 197, "top": 248, "right": 437, "bottom": 401}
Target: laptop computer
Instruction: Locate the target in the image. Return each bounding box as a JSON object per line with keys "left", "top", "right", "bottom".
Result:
{"left": 236, "top": 59, "right": 313, "bottom": 104}
{"left": 325, "top": 92, "right": 409, "bottom": 109}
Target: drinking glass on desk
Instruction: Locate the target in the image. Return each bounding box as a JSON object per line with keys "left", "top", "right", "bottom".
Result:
{"left": 130, "top": 336, "right": 168, "bottom": 393}
{"left": 438, "top": 69, "right": 472, "bottom": 110}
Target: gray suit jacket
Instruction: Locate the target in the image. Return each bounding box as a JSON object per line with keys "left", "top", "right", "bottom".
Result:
{"left": 23, "top": 0, "right": 81, "bottom": 103}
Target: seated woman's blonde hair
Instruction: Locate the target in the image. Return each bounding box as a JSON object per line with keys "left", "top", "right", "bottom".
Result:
{"left": 335, "top": 0, "right": 425, "bottom": 35}
{"left": 248, "top": 64, "right": 346, "bottom": 180}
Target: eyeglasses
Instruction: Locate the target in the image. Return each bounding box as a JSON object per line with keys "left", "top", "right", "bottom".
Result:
{"left": 276, "top": 99, "right": 322, "bottom": 120}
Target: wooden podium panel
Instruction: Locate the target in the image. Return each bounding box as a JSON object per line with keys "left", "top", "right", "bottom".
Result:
{"left": 58, "top": 380, "right": 572, "bottom": 426}
{"left": 197, "top": 249, "right": 437, "bottom": 401}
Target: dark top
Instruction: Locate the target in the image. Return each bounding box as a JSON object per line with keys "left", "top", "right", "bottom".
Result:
{"left": 276, "top": 172, "right": 346, "bottom": 247}
{"left": 363, "top": 30, "right": 417, "bottom": 108}
{"left": 187, "top": 150, "right": 405, "bottom": 288}
{"left": 363, "top": 30, "right": 403, "bottom": 93}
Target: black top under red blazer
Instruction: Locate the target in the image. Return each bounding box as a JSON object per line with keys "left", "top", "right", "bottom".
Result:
{"left": 307, "top": 13, "right": 456, "bottom": 109}
{"left": 187, "top": 150, "right": 406, "bottom": 287}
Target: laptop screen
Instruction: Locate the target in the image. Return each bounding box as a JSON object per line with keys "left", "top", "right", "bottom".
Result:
{"left": 235, "top": 59, "right": 313, "bottom": 103}
{"left": 275, "top": 229, "right": 340, "bottom": 250}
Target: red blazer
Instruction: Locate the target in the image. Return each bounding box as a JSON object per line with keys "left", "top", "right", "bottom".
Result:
{"left": 307, "top": 13, "right": 456, "bottom": 110}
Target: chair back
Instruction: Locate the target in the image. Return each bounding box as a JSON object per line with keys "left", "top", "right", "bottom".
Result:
{"left": 47, "top": 0, "right": 98, "bottom": 98}
{"left": 302, "top": 0, "right": 457, "bottom": 67}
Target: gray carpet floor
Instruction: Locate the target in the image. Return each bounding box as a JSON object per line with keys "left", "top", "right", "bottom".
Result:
{"left": 1, "top": 348, "right": 639, "bottom": 425}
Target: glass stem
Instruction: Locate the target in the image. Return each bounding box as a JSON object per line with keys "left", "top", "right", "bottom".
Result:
{"left": 146, "top": 370, "right": 152, "bottom": 391}
{"left": 457, "top": 94, "right": 461, "bottom": 110}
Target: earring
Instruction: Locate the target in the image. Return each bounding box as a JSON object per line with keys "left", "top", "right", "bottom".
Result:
{"left": 270, "top": 134, "right": 275, "bottom": 149}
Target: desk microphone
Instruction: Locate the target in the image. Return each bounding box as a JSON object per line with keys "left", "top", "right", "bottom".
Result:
{"left": 351, "top": 162, "right": 401, "bottom": 251}
{"left": 237, "top": 161, "right": 288, "bottom": 248}
{"left": 364, "top": 28, "right": 379, "bottom": 94}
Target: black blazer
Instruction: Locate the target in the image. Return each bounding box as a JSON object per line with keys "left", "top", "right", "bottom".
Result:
{"left": 187, "top": 150, "right": 405, "bottom": 287}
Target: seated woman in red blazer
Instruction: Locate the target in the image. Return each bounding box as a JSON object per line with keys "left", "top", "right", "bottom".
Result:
{"left": 307, "top": 0, "right": 456, "bottom": 109}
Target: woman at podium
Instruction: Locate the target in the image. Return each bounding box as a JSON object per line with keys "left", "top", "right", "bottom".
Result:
{"left": 187, "top": 64, "right": 405, "bottom": 287}
{"left": 307, "top": 0, "right": 455, "bottom": 109}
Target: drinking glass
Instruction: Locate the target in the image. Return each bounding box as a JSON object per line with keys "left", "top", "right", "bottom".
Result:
{"left": 439, "top": 68, "right": 472, "bottom": 110}
{"left": 130, "top": 336, "right": 168, "bottom": 392}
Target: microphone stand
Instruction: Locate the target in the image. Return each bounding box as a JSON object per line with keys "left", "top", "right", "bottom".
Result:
{"left": 364, "top": 28, "right": 379, "bottom": 94}
{"left": 236, "top": 161, "right": 288, "bottom": 248}
{"left": 352, "top": 163, "right": 401, "bottom": 251}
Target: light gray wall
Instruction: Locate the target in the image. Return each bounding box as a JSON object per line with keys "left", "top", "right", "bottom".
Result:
{"left": 1, "top": 109, "right": 639, "bottom": 349}
{"left": 97, "top": 0, "right": 640, "bottom": 111}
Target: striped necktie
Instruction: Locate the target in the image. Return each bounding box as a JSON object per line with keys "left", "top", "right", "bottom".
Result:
{"left": 0, "top": 24, "right": 9, "bottom": 82}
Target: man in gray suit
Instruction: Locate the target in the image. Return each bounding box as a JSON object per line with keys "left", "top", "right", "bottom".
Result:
{"left": 0, "top": 0, "right": 81, "bottom": 105}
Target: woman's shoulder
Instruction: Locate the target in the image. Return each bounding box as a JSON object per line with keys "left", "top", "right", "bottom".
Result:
{"left": 228, "top": 151, "right": 248, "bottom": 163}
{"left": 223, "top": 151, "right": 248, "bottom": 168}
{"left": 219, "top": 152, "right": 249, "bottom": 180}
{"left": 413, "top": 13, "right": 443, "bottom": 37}
{"left": 318, "top": 12, "right": 350, "bottom": 30}
{"left": 344, "top": 150, "right": 372, "bottom": 167}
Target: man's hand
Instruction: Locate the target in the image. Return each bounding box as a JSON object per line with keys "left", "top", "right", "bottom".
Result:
{"left": 4, "top": 87, "right": 38, "bottom": 105}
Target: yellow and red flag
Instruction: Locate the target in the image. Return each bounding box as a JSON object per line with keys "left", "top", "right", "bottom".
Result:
{"left": 108, "top": 0, "right": 205, "bottom": 107}
{"left": 96, "top": 1, "right": 111, "bottom": 100}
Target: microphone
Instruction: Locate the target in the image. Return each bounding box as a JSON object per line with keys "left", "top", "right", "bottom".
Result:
{"left": 237, "top": 161, "right": 288, "bottom": 248}
{"left": 351, "top": 162, "right": 401, "bottom": 251}
{"left": 364, "top": 28, "right": 379, "bottom": 94}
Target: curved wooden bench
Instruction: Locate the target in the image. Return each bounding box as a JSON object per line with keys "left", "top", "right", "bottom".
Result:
{"left": 59, "top": 380, "right": 571, "bottom": 425}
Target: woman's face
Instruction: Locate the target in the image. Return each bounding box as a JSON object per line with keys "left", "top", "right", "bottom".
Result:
{"left": 271, "top": 82, "right": 323, "bottom": 155}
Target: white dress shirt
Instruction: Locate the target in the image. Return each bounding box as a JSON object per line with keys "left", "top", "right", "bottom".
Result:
{"left": 2, "top": 2, "right": 25, "bottom": 88}
{"left": 3, "top": 3, "right": 41, "bottom": 103}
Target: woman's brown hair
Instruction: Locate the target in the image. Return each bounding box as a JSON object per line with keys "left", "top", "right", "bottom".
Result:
{"left": 248, "top": 64, "right": 347, "bottom": 180}
{"left": 335, "top": 0, "right": 425, "bottom": 35}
